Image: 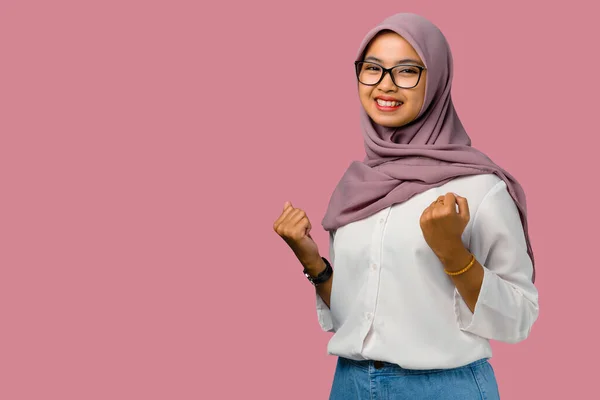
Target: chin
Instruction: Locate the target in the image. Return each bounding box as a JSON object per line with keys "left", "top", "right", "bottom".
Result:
{"left": 371, "top": 115, "right": 408, "bottom": 128}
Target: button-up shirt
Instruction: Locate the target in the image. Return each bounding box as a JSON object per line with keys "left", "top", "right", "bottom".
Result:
{"left": 315, "top": 174, "right": 539, "bottom": 370}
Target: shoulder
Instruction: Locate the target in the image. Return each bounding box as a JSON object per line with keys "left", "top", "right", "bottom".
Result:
{"left": 457, "top": 175, "right": 524, "bottom": 236}
{"left": 444, "top": 174, "right": 506, "bottom": 207}
{"left": 445, "top": 175, "right": 520, "bottom": 234}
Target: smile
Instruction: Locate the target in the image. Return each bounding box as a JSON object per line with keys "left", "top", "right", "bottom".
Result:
{"left": 375, "top": 98, "right": 403, "bottom": 111}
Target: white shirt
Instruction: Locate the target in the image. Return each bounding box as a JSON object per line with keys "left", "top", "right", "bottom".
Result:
{"left": 316, "top": 174, "right": 539, "bottom": 370}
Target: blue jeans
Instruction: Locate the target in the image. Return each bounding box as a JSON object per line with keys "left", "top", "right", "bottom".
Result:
{"left": 329, "top": 357, "right": 500, "bottom": 399}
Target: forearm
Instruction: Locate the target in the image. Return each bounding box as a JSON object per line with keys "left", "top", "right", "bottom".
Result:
{"left": 303, "top": 257, "right": 333, "bottom": 308}
{"left": 438, "top": 247, "right": 484, "bottom": 313}
{"left": 442, "top": 245, "right": 539, "bottom": 342}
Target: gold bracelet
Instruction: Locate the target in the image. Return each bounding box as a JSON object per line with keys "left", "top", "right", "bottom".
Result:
{"left": 444, "top": 254, "right": 476, "bottom": 276}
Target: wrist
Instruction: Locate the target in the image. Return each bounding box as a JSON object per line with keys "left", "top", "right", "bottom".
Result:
{"left": 436, "top": 246, "right": 471, "bottom": 272}
{"left": 302, "top": 257, "right": 326, "bottom": 277}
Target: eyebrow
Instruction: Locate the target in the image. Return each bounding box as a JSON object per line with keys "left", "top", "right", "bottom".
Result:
{"left": 364, "top": 56, "right": 424, "bottom": 67}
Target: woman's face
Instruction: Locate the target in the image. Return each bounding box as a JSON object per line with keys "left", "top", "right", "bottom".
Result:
{"left": 358, "top": 31, "right": 427, "bottom": 128}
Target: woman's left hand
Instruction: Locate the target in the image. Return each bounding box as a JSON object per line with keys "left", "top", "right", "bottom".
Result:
{"left": 419, "top": 192, "right": 470, "bottom": 262}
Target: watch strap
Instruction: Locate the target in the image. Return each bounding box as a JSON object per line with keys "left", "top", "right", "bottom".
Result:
{"left": 303, "top": 257, "right": 333, "bottom": 286}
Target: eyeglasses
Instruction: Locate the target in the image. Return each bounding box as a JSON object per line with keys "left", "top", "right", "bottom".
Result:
{"left": 354, "top": 61, "right": 426, "bottom": 89}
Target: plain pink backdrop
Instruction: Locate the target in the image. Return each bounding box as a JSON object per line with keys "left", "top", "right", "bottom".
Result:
{"left": 1, "top": 0, "right": 598, "bottom": 399}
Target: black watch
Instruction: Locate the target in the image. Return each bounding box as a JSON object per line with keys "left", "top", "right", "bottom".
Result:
{"left": 303, "top": 257, "right": 333, "bottom": 286}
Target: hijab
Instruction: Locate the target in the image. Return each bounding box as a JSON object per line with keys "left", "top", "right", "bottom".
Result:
{"left": 321, "top": 13, "right": 535, "bottom": 281}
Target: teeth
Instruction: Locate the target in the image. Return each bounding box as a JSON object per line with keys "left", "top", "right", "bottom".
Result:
{"left": 376, "top": 99, "right": 402, "bottom": 107}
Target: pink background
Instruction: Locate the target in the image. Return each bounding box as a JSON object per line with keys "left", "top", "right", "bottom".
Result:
{"left": 1, "top": 0, "right": 598, "bottom": 399}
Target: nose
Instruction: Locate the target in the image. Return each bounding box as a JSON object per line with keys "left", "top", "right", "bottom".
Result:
{"left": 378, "top": 71, "right": 397, "bottom": 92}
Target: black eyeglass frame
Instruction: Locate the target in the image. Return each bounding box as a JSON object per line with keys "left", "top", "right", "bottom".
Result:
{"left": 354, "top": 61, "right": 426, "bottom": 89}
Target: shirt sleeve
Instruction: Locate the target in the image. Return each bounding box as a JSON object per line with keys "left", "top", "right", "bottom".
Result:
{"left": 453, "top": 180, "right": 539, "bottom": 343}
{"left": 315, "top": 230, "right": 336, "bottom": 332}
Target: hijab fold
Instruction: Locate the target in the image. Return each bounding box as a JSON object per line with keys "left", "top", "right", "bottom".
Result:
{"left": 320, "top": 13, "right": 535, "bottom": 281}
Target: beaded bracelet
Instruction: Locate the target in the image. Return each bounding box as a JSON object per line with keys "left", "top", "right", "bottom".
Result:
{"left": 444, "top": 254, "right": 476, "bottom": 276}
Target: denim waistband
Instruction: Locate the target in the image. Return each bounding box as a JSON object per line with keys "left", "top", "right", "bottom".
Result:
{"left": 340, "top": 357, "right": 489, "bottom": 375}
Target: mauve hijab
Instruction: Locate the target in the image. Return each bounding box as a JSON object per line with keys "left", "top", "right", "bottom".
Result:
{"left": 320, "top": 13, "right": 535, "bottom": 281}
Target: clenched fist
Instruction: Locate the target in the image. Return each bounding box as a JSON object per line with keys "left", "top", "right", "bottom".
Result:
{"left": 419, "top": 192, "right": 470, "bottom": 261}
{"left": 273, "top": 201, "right": 321, "bottom": 268}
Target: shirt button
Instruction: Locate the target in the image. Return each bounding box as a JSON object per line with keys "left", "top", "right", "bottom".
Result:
{"left": 379, "top": 218, "right": 385, "bottom": 224}
{"left": 365, "top": 312, "right": 373, "bottom": 321}
{"left": 371, "top": 263, "right": 378, "bottom": 271}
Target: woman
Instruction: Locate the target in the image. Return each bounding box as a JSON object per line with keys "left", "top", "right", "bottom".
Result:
{"left": 273, "top": 13, "right": 538, "bottom": 399}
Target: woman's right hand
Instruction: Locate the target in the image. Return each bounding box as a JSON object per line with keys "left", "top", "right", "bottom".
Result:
{"left": 273, "top": 201, "right": 321, "bottom": 268}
